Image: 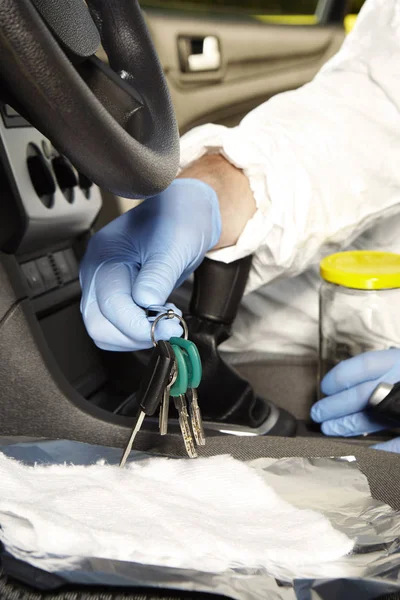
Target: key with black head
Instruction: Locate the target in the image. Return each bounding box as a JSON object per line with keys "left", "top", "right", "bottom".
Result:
{"left": 119, "top": 340, "right": 175, "bottom": 467}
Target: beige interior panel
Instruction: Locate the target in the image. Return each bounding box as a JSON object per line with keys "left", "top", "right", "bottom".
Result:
{"left": 146, "top": 9, "right": 345, "bottom": 133}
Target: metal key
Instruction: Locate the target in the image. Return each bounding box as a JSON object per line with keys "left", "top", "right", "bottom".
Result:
{"left": 120, "top": 340, "right": 175, "bottom": 467}
{"left": 187, "top": 387, "right": 206, "bottom": 446}
{"left": 170, "top": 337, "right": 205, "bottom": 446}
{"left": 174, "top": 394, "right": 198, "bottom": 459}
{"left": 170, "top": 343, "right": 198, "bottom": 458}
{"left": 119, "top": 412, "right": 146, "bottom": 469}
{"left": 159, "top": 385, "right": 170, "bottom": 436}
{"left": 159, "top": 364, "right": 177, "bottom": 435}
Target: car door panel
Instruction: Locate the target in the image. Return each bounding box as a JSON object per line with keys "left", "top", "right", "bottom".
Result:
{"left": 145, "top": 9, "right": 345, "bottom": 132}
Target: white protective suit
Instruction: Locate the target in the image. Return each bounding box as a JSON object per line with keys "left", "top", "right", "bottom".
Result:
{"left": 179, "top": 0, "right": 400, "bottom": 359}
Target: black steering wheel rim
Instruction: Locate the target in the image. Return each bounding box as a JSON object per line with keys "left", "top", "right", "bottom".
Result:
{"left": 0, "top": 0, "right": 179, "bottom": 199}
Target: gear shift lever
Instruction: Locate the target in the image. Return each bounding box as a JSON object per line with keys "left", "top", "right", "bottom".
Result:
{"left": 187, "top": 256, "right": 297, "bottom": 435}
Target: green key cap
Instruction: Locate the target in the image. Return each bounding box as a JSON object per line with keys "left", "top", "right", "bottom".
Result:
{"left": 169, "top": 337, "right": 202, "bottom": 388}
{"left": 170, "top": 344, "right": 188, "bottom": 397}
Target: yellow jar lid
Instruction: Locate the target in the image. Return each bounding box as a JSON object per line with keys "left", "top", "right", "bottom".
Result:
{"left": 320, "top": 251, "right": 400, "bottom": 290}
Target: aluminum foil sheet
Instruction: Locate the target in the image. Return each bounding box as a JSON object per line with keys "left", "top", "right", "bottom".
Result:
{"left": 0, "top": 439, "right": 400, "bottom": 600}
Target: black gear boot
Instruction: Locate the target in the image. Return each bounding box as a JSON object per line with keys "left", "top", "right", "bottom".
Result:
{"left": 186, "top": 256, "right": 297, "bottom": 437}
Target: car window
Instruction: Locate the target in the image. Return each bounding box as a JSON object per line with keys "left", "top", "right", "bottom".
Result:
{"left": 141, "top": 0, "right": 321, "bottom": 25}
{"left": 345, "top": 0, "right": 365, "bottom": 32}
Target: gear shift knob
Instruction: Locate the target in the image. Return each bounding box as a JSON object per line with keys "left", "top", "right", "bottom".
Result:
{"left": 190, "top": 255, "right": 252, "bottom": 325}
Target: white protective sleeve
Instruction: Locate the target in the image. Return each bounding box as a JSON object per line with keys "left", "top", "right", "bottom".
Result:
{"left": 180, "top": 0, "right": 400, "bottom": 295}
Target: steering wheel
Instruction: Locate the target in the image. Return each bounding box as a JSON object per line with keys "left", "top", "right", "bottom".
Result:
{"left": 0, "top": 0, "right": 179, "bottom": 198}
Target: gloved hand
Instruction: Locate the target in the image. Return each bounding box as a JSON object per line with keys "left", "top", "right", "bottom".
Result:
{"left": 80, "top": 179, "right": 221, "bottom": 351}
{"left": 311, "top": 348, "right": 400, "bottom": 452}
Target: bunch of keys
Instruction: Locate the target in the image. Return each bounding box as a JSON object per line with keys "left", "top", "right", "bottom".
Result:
{"left": 119, "top": 309, "right": 205, "bottom": 468}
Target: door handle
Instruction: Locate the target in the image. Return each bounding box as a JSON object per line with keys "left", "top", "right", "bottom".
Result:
{"left": 178, "top": 36, "right": 221, "bottom": 73}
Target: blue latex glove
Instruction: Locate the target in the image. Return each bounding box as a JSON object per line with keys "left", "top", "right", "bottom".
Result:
{"left": 311, "top": 348, "right": 400, "bottom": 452}
{"left": 80, "top": 179, "right": 221, "bottom": 351}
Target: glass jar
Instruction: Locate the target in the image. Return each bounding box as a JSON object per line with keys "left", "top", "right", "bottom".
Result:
{"left": 319, "top": 251, "right": 400, "bottom": 390}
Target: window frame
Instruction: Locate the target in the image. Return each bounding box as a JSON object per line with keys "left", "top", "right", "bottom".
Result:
{"left": 140, "top": 0, "right": 348, "bottom": 25}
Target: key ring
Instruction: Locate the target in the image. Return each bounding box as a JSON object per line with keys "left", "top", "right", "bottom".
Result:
{"left": 150, "top": 309, "right": 188, "bottom": 347}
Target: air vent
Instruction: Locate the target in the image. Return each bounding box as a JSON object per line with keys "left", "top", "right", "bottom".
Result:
{"left": 26, "top": 143, "right": 56, "bottom": 208}
{"left": 52, "top": 155, "right": 78, "bottom": 204}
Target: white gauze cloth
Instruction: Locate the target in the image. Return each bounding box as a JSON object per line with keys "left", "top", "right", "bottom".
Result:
{"left": 0, "top": 453, "right": 353, "bottom": 579}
